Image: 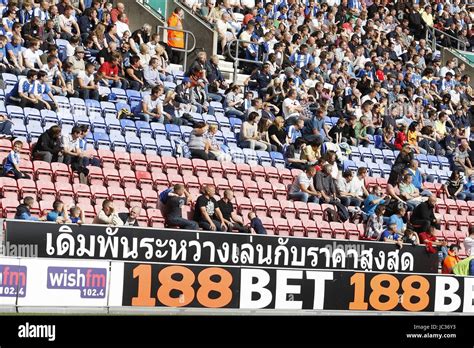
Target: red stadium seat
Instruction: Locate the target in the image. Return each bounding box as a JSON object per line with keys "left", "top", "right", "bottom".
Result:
{"left": 293, "top": 201, "right": 309, "bottom": 220}
{"left": 177, "top": 157, "right": 194, "bottom": 176}
{"left": 87, "top": 166, "right": 105, "bottom": 186}
{"left": 136, "top": 171, "right": 153, "bottom": 188}
{"left": 445, "top": 214, "right": 458, "bottom": 232}
{"left": 343, "top": 221, "right": 360, "bottom": 240}
{"left": 141, "top": 190, "right": 158, "bottom": 208}
{"left": 125, "top": 187, "right": 143, "bottom": 207}
{"left": 289, "top": 218, "right": 305, "bottom": 237}
{"left": 280, "top": 200, "right": 296, "bottom": 219}
{"left": 0, "top": 139, "right": 12, "bottom": 155}
{"left": 244, "top": 180, "right": 259, "bottom": 199}
{"left": 168, "top": 174, "right": 185, "bottom": 186}
{"left": 114, "top": 151, "right": 132, "bottom": 170}
{"left": 186, "top": 175, "right": 201, "bottom": 197}
{"left": 0, "top": 177, "right": 18, "bottom": 199}
{"left": 259, "top": 216, "right": 275, "bottom": 235}
{"left": 130, "top": 153, "right": 147, "bottom": 171}
{"left": 119, "top": 169, "right": 137, "bottom": 188}
{"left": 456, "top": 200, "right": 470, "bottom": 215}
{"left": 147, "top": 208, "right": 165, "bottom": 228}
{"left": 266, "top": 199, "right": 282, "bottom": 219}
{"left": 236, "top": 196, "right": 252, "bottom": 217}
{"left": 308, "top": 202, "right": 323, "bottom": 218}
{"left": 251, "top": 165, "right": 265, "bottom": 181}
{"left": 198, "top": 176, "right": 213, "bottom": 188}
{"left": 236, "top": 163, "right": 252, "bottom": 182}
{"left": 103, "top": 168, "right": 121, "bottom": 187}
{"left": 435, "top": 198, "right": 448, "bottom": 215}
{"left": 365, "top": 177, "right": 377, "bottom": 190}
{"left": 264, "top": 166, "right": 279, "bottom": 182}
{"left": 90, "top": 185, "right": 109, "bottom": 204}
{"left": 78, "top": 202, "right": 96, "bottom": 219}
{"left": 375, "top": 178, "right": 388, "bottom": 190}
{"left": 456, "top": 215, "right": 469, "bottom": 232}
{"left": 36, "top": 181, "right": 57, "bottom": 201}
{"left": 97, "top": 149, "right": 116, "bottom": 168}
{"left": 54, "top": 182, "right": 74, "bottom": 200}
{"left": 213, "top": 177, "right": 230, "bottom": 196}
{"left": 73, "top": 183, "right": 91, "bottom": 204}
{"left": 146, "top": 154, "right": 164, "bottom": 172}
{"left": 251, "top": 198, "right": 267, "bottom": 215}
{"left": 51, "top": 162, "right": 71, "bottom": 183}
{"left": 257, "top": 181, "right": 273, "bottom": 200}
{"left": 18, "top": 179, "right": 38, "bottom": 200}
{"left": 33, "top": 161, "right": 53, "bottom": 181}
{"left": 108, "top": 186, "right": 126, "bottom": 202}
{"left": 39, "top": 199, "right": 55, "bottom": 215}
{"left": 19, "top": 160, "right": 34, "bottom": 177}
{"left": 207, "top": 160, "right": 223, "bottom": 178}
{"left": 278, "top": 168, "right": 294, "bottom": 186}
{"left": 222, "top": 162, "right": 238, "bottom": 180}
{"left": 331, "top": 222, "right": 347, "bottom": 239}
{"left": 273, "top": 218, "right": 290, "bottom": 236}
{"left": 444, "top": 199, "right": 459, "bottom": 215}
{"left": 192, "top": 158, "right": 208, "bottom": 177}
{"left": 272, "top": 182, "right": 288, "bottom": 201}
{"left": 227, "top": 178, "right": 245, "bottom": 197}
{"left": 1, "top": 198, "right": 20, "bottom": 218}
{"left": 318, "top": 221, "right": 333, "bottom": 239}
{"left": 467, "top": 201, "right": 474, "bottom": 215}
{"left": 161, "top": 156, "right": 179, "bottom": 175}
{"left": 305, "top": 220, "right": 319, "bottom": 238}
{"left": 152, "top": 172, "right": 170, "bottom": 192}
{"left": 443, "top": 228, "right": 457, "bottom": 244}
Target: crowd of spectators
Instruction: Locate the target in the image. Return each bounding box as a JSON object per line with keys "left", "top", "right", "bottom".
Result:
{"left": 0, "top": 0, "right": 474, "bottom": 271}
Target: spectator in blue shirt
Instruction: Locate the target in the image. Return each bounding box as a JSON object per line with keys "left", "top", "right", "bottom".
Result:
{"left": 46, "top": 200, "right": 69, "bottom": 224}
{"left": 15, "top": 196, "right": 44, "bottom": 221}
{"left": 69, "top": 205, "right": 85, "bottom": 224}
{"left": 363, "top": 185, "right": 386, "bottom": 216}
{"left": 5, "top": 69, "right": 37, "bottom": 108}
{"left": 2, "top": 140, "right": 30, "bottom": 179}
{"left": 388, "top": 205, "right": 406, "bottom": 235}
{"left": 406, "top": 159, "right": 433, "bottom": 195}
{"left": 0, "top": 113, "right": 13, "bottom": 138}
{"left": 379, "top": 223, "right": 404, "bottom": 248}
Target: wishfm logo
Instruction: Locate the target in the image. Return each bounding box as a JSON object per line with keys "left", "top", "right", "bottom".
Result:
{"left": 47, "top": 267, "right": 107, "bottom": 298}
{"left": 0, "top": 264, "right": 27, "bottom": 297}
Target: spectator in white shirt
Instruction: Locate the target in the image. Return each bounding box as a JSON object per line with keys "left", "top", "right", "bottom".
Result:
{"left": 464, "top": 227, "right": 474, "bottom": 256}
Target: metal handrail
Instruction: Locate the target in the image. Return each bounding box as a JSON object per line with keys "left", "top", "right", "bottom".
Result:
{"left": 426, "top": 26, "right": 467, "bottom": 52}
{"left": 157, "top": 25, "right": 197, "bottom": 69}
{"left": 226, "top": 39, "right": 265, "bottom": 81}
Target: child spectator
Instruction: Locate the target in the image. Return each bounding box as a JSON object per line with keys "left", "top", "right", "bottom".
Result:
{"left": 69, "top": 205, "right": 85, "bottom": 225}
{"left": 2, "top": 140, "right": 30, "bottom": 179}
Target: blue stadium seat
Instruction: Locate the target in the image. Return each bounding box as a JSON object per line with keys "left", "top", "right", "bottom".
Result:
{"left": 349, "top": 146, "right": 361, "bottom": 161}
{"left": 135, "top": 121, "right": 152, "bottom": 137}
{"left": 437, "top": 169, "right": 450, "bottom": 183}
{"left": 2, "top": 73, "right": 17, "bottom": 86}
{"left": 85, "top": 99, "right": 102, "bottom": 118}
{"left": 70, "top": 97, "right": 86, "bottom": 115}
{"left": 180, "top": 126, "right": 193, "bottom": 142}
{"left": 438, "top": 156, "right": 450, "bottom": 171}
{"left": 126, "top": 135, "right": 143, "bottom": 153}
{"left": 229, "top": 117, "right": 242, "bottom": 132}
{"left": 382, "top": 149, "right": 395, "bottom": 165}
{"left": 203, "top": 114, "right": 218, "bottom": 126}
{"left": 343, "top": 160, "right": 356, "bottom": 172}
{"left": 126, "top": 89, "right": 142, "bottom": 103}
{"left": 6, "top": 105, "right": 24, "bottom": 120}
{"left": 367, "top": 162, "right": 382, "bottom": 177}
{"left": 243, "top": 148, "right": 258, "bottom": 166}
{"left": 163, "top": 81, "right": 176, "bottom": 90}
{"left": 427, "top": 155, "right": 441, "bottom": 170}
{"left": 109, "top": 130, "right": 127, "bottom": 151}
{"left": 231, "top": 147, "right": 245, "bottom": 163}
{"left": 156, "top": 138, "right": 174, "bottom": 157}
{"left": 74, "top": 113, "right": 91, "bottom": 127}
{"left": 359, "top": 147, "right": 372, "bottom": 162}
{"left": 91, "top": 118, "right": 107, "bottom": 133}
{"left": 140, "top": 137, "right": 158, "bottom": 155}
{"left": 105, "top": 114, "right": 121, "bottom": 132}
{"left": 165, "top": 124, "right": 182, "bottom": 141}
{"left": 256, "top": 151, "right": 272, "bottom": 166}
{"left": 270, "top": 152, "right": 285, "bottom": 168}
{"left": 417, "top": 154, "right": 429, "bottom": 166}
{"left": 120, "top": 119, "right": 137, "bottom": 136}
{"left": 111, "top": 88, "right": 128, "bottom": 103}
{"left": 23, "top": 107, "right": 41, "bottom": 123}
{"left": 26, "top": 120, "right": 43, "bottom": 142}
{"left": 215, "top": 114, "right": 231, "bottom": 130}
{"left": 379, "top": 163, "right": 392, "bottom": 177}
{"left": 115, "top": 102, "right": 131, "bottom": 113}
{"left": 371, "top": 148, "right": 384, "bottom": 164}
{"left": 93, "top": 132, "right": 111, "bottom": 149}
{"left": 151, "top": 123, "right": 166, "bottom": 139}
{"left": 424, "top": 168, "right": 438, "bottom": 183}
{"left": 12, "top": 119, "right": 27, "bottom": 138}
{"left": 101, "top": 101, "right": 117, "bottom": 117}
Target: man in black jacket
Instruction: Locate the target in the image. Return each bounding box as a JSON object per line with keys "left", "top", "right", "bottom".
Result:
{"left": 32, "top": 125, "right": 62, "bottom": 163}
{"left": 409, "top": 194, "right": 440, "bottom": 233}
{"left": 118, "top": 206, "right": 141, "bottom": 226}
